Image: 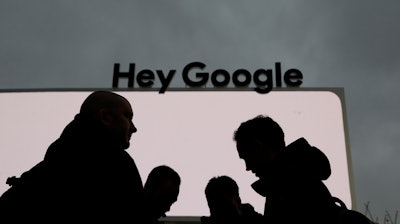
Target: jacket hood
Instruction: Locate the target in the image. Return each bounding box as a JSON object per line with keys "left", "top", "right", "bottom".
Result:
{"left": 251, "top": 137, "right": 331, "bottom": 197}
{"left": 283, "top": 137, "right": 331, "bottom": 180}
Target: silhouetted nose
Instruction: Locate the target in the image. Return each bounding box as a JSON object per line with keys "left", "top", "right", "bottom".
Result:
{"left": 130, "top": 122, "right": 137, "bottom": 133}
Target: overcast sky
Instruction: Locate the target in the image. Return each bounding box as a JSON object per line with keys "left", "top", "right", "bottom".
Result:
{"left": 1, "top": 1, "right": 399, "bottom": 221}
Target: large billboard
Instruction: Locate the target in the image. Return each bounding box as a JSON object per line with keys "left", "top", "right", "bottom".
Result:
{"left": 0, "top": 88, "right": 354, "bottom": 219}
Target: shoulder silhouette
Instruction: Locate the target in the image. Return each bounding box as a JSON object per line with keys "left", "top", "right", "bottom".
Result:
{"left": 233, "top": 115, "right": 372, "bottom": 224}
{"left": 0, "top": 91, "right": 144, "bottom": 223}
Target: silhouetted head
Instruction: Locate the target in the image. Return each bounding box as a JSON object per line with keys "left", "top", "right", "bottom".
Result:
{"left": 205, "top": 175, "right": 242, "bottom": 220}
{"left": 233, "top": 115, "right": 285, "bottom": 178}
{"left": 144, "top": 165, "right": 181, "bottom": 220}
{"left": 80, "top": 91, "right": 137, "bottom": 150}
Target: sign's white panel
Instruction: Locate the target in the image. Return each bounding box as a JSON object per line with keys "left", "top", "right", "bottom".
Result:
{"left": 0, "top": 89, "right": 353, "bottom": 216}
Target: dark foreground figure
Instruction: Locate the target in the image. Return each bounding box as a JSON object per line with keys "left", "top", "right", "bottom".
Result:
{"left": 0, "top": 91, "right": 144, "bottom": 223}
{"left": 143, "top": 165, "right": 181, "bottom": 224}
{"left": 233, "top": 115, "right": 372, "bottom": 224}
{"left": 201, "top": 175, "right": 263, "bottom": 224}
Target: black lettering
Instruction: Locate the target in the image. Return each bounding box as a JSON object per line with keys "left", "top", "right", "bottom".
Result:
{"left": 112, "top": 63, "right": 135, "bottom": 88}
{"left": 136, "top": 69, "right": 154, "bottom": 87}
{"left": 211, "top": 69, "right": 230, "bottom": 87}
{"left": 232, "top": 69, "right": 251, "bottom": 87}
{"left": 275, "top": 62, "right": 282, "bottom": 87}
{"left": 284, "top": 69, "right": 303, "bottom": 86}
{"left": 112, "top": 62, "right": 303, "bottom": 93}
{"left": 182, "top": 62, "right": 208, "bottom": 87}
{"left": 254, "top": 69, "right": 273, "bottom": 94}
{"left": 158, "top": 70, "right": 176, "bottom": 93}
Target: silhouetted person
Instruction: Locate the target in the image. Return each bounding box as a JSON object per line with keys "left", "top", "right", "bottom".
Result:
{"left": 0, "top": 91, "right": 144, "bottom": 223}
{"left": 143, "top": 165, "right": 181, "bottom": 224}
{"left": 201, "top": 175, "right": 263, "bottom": 224}
{"left": 233, "top": 115, "right": 340, "bottom": 224}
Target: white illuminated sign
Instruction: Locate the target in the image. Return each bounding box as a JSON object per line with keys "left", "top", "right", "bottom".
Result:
{"left": 0, "top": 89, "right": 354, "bottom": 217}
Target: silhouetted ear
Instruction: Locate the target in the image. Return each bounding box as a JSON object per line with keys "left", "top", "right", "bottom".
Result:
{"left": 96, "top": 108, "right": 113, "bottom": 126}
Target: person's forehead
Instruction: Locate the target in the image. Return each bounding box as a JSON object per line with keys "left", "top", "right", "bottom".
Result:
{"left": 163, "top": 179, "right": 180, "bottom": 190}
{"left": 120, "top": 97, "right": 132, "bottom": 107}
{"left": 236, "top": 140, "right": 254, "bottom": 152}
{"left": 161, "top": 181, "right": 179, "bottom": 196}
{"left": 117, "top": 99, "right": 133, "bottom": 112}
{"left": 159, "top": 181, "right": 179, "bottom": 202}
{"left": 236, "top": 140, "right": 264, "bottom": 158}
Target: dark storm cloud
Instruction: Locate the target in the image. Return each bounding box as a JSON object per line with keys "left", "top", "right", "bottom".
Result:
{"left": 280, "top": 2, "right": 400, "bottom": 218}
{"left": 288, "top": 3, "right": 399, "bottom": 218}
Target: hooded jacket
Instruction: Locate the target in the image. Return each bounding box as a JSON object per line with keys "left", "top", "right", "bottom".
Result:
{"left": 251, "top": 138, "right": 334, "bottom": 224}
